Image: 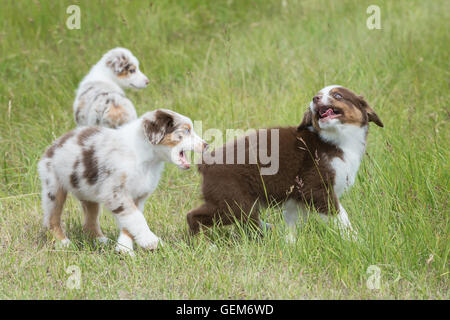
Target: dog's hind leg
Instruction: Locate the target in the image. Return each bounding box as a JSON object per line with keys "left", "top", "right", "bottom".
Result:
{"left": 81, "top": 201, "right": 108, "bottom": 244}
{"left": 39, "top": 159, "right": 70, "bottom": 247}
{"left": 282, "top": 199, "right": 309, "bottom": 243}
{"left": 186, "top": 203, "right": 232, "bottom": 236}
{"left": 187, "top": 200, "right": 263, "bottom": 236}
{"left": 42, "top": 186, "right": 69, "bottom": 247}
{"left": 186, "top": 204, "right": 211, "bottom": 235}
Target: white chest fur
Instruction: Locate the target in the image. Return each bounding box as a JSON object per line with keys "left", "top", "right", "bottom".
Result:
{"left": 331, "top": 151, "right": 361, "bottom": 197}
{"left": 128, "top": 161, "right": 165, "bottom": 198}
{"left": 320, "top": 125, "right": 368, "bottom": 198}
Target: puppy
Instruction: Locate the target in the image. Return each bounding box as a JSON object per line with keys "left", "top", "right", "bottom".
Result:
{"left": 73, "top": 47, "right": 149, "bottom": 129}
{"left": 187, "top": 85, "right": 383, "bottom": 240}
{"left": 38, "top": 109, "right": 207, "bottom": 254}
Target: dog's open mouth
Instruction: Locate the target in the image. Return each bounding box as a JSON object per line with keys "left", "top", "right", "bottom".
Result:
{"left": 178, "top": 150, "right": 190, "bottom": 170}
{"left": 318, "top": 106, "right": 341, "bottom": 121}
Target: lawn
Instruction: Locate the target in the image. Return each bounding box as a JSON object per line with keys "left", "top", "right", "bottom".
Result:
{"left": 0, "top": 0, "right": 448, "bottom": 299}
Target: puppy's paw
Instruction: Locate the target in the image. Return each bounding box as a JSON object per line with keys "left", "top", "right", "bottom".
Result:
{"left": 56, "top": 238, "right": 72, "bottom": 249}
{"left": 208, "top": 243, "right": 218, "bottom": 252}
{"left": 96, "top": 236, "right": 109, "bottom": 245}
{"left": 347, "top": 230, "right": 359, "bottom": 242}
{"left": 340, "top": 227, "right": 358, "bottom": 242}
{"left": 135, "top": 232, "right": 160, "bottom": 251}
{"left": 115, "top": 244, "right": 135, "bottom": 257}
{"left": 285, "top": 233, "right": 296, "bottom": 244}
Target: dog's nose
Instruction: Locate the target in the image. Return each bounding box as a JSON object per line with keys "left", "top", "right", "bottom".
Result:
{"left": 145, "top": 79, "right": 150, "bottom": 85}
{"left": 313, "top": 95, "right": 321, "bottom": 103}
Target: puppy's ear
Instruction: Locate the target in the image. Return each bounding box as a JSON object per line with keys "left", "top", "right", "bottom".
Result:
{"left": 143, "top": 110, "right": 175, "bottom": 144}
{"left": 297, "top": 109, "right": 313, "bottom": 131}
{"left": 106, "top": 53, "right": 129, "bottom": 75}
{"left": 358, "top": 95, "right": 384, "bottom": 127}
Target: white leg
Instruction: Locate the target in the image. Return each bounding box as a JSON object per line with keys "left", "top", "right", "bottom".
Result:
{"left": 96, "top": 236, "right": 109, "bottom": 244}
{"left": 56, "top": 238, "right": 72, "bottom": 249}
{"left": 318, "top": 204, "right": 357, "bottom": 241}
{"left": 115, "top": 209, "right": 160, "bottom": 250}
{"left": 336, "top": 203, "right": 358, "bottom": 241}
{"left": 135, "top": 197, "right": 146, "bottom": 213}
{"left": 282, "top": 199, "right": 308, "bottom": 243}
{"left": 115, "top": 230, "right": 134, "bottom": 256}
{"left": 134, "top": 196, "right": 164, "bottom": 247}
{"left": 259, "top": 220, "right": 273, "bottom": 232}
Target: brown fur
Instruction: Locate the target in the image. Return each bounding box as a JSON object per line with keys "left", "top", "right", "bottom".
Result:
{"left": 134, "top": 194, "right": 148, "bottom": 206}
{"left": 159, "top": 132, "right": 179, "bottom": 147}
{"left": 107, "top": 53, "right": 136, "bottom": 78}
{"left": 82, "top": 147, "right": 98, "bottom": 185}
{"left": 105, "top": 103, "right": 128, "bottom": 128}
{"left": 44, "top": 131, "right": 76, "bottom": 158}
{"left": 48, "top": 188, "right": 68, "bottom": 241}
{"left": 300, "top": 87, "right": 384, "bottom": 131}
{"left": 117, "top": 64, "right": 136, "bottom": 78}
{"left": 122, "top": 228, "right": 134, "bottom": 240}
{"left": 143, "top": 110, "right": 177, "bottom": 144}
{"left": 70, "top": 172, "right": 79, "bottom": 188}
{"left": 81, "top": 201, "right": 104, "bottom": 238}
{"left": 70, "top": 159, "right": 80, "bottom": 188}
{"left": 159, "top": 123, "right": 191, "bottom": 147}
{"left": 112, "top": 205, "right": 124, "bottom": 214}
{"left": 78, "top": 127, "right": 100, "bottom": 146}
{"left": 187, "top": 127, "right": 342, "bottom": 235}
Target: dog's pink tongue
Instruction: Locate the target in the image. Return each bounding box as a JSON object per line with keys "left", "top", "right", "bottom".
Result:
{"left": 323, "top": 108, "right": 334, "bottom": 117}
{"left": 180, "top": 152, "right": 190, "bottom": 169}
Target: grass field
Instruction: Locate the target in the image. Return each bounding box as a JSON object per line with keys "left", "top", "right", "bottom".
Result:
{"left": 0, "top": 0, "right": 448, "bottom": 299}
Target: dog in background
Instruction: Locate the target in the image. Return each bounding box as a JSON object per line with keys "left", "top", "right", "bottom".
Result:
{"left": 73, "top": 47, "right": 149, "bottom": 129}
{"left": 187, "top": 85, "right": 383, "bottom": 240}
{"left": 38, "top": 109, "right": 207, "bottom": 254}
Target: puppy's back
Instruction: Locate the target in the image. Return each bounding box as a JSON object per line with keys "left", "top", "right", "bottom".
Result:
{"left": 198, "top": 127, "right": 305, "bottom": 203}
{"left": 74, "top": 81, "right": 136, "bottom": 128}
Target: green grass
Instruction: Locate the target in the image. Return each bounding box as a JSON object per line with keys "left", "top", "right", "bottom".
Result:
{"left": 0, "top": 0, "right": 448, "bottom": 299}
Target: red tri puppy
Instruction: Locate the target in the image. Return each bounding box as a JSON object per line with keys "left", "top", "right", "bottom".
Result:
{"left": 187, "top": 85, "right": 383, "bottom": 240}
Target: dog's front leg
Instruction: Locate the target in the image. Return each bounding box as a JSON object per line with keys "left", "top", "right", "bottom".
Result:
{"left": 109, "top": 200, "right": 160, "bottom": 253}
{"left": 116, "top": 210, "right": 160, "bottom": 250}
{"left": 282, "top": 199, "right": 308, "bottom": 243}
{"left": 134, "top": 195, "right": 148, "bottom": 213}
{"left": 318, "top": 203, "right": 358, "bottom": 241}
{"left": 336, "top": 203, "right": 358, "bottom": 241}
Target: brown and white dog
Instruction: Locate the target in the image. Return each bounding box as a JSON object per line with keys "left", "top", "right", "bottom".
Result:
{"left": 38, "top": 109, "right": 206, "bottom": 254}
{"left": 73, "top": 48, "right": 149, "bottom": 129}
{"left": 187, "top": 85, "right": 383, "bottom": 240}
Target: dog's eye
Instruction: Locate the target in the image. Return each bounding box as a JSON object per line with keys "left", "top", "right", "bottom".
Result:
{"left": 184, "top": 128, "right": 190, "bottom": 134}
{"left": 129, "top": 69, "right": 136, "bottom": 74}
{"left": 333, "top": 93, "right": 343, "bottom": 99}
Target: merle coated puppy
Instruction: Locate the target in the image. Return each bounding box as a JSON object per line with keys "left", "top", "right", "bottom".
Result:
{"left": 39, "top": 109, "right": 206, "bottom": 254}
